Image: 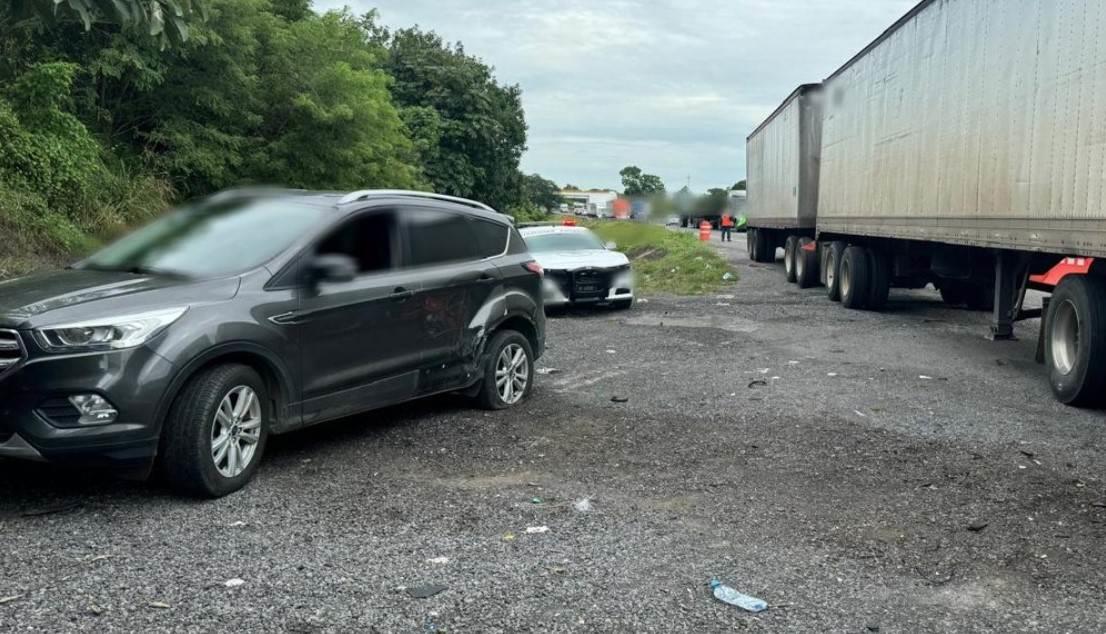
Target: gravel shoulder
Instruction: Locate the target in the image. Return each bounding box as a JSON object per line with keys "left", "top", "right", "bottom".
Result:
{"left": 1, "top": 234, "right": 1105, "bottom": 632}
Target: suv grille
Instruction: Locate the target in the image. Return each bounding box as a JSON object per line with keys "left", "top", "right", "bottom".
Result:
{"left": 0, "top": 330, "right": 24, "bottom": 377}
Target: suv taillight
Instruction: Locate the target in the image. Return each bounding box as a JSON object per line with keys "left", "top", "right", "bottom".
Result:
{"left": 523, "top": 261, "right": 544, "bottom": 277}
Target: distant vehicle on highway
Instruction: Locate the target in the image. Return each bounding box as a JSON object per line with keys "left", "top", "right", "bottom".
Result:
{"left": 520, "top": 226, "right": 634, "bottom": 310}
{"left": 0, "top": 188, "right": 546, "bottom": 497}
{"left": 665, "top": 215, "right": 681, "bottom": 227}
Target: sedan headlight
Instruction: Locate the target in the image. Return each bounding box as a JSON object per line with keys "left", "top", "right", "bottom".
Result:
{"left": 34, "top": 307, "right": 188, "bottom": 353}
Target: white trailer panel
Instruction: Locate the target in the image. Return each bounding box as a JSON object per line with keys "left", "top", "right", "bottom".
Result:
{"left": 746, "top": 84, "right": 823, "bottom": 230}
{"left": 818, "top": 0, "right": 1106, "bottom": 257}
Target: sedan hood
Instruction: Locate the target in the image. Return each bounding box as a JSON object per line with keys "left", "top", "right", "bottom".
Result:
{"left": 532, "top": 249, "right": 630, "bottom": 271}
{"left": 0, "top": 269, "right": 239, "bottom": 328}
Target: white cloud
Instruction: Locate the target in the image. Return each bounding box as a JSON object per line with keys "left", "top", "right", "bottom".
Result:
{"left": 316, "top": 0, "right": 916, "bottom": 190}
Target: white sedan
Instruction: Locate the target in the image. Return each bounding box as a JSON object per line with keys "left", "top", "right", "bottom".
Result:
{"left": 520, "top": 226, "right": 635, "bottom": 309}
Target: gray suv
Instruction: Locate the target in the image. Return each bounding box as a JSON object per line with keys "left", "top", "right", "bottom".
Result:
{"left": 0, "top": 189, "right": 546, "bottom": 497}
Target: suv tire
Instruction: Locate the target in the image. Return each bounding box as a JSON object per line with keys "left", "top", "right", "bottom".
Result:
{"left": 160, "top": 364, "right": 270, "bottom": 498}
{"left": 477, "top": 330, "right": 535, "bottom": 410}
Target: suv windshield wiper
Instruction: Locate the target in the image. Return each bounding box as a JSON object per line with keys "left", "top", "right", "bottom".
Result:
{"left": 77, "top": 263, "right": 190, "bottom": 279}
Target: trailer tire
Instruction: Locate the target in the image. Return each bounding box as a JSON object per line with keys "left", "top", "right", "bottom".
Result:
{"left": 1045, "top": 275, "right": 1106, "bottom": 407}
{"left": 939, "top": 282, "right": 968, "bottom": 307}
{"left": 840, "top": 246, "right": 871, "bottom": 310}
{"left": 796, "top": 238, "right": 819, "bottom": 288}
{"left": 867, "top": 248, "right": 891, "bottom": 309}
{"left": 751, "top": 228, "right": 773, "bottom": 263}
{"left": 825, "top": 241, "right": 847, "bottom": 302}
{"left": 784, "top": 236, "right": 799, "bottom": 283}
{"left": 965, "top": 283, "right": 995, "bottom": 312}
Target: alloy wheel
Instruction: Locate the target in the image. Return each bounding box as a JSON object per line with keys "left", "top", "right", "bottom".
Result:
{"left": 495, "top": 343, "right": 530, "bottom": 405}
{"left": 211, "top": 385, "right": 262, "bottom": 478}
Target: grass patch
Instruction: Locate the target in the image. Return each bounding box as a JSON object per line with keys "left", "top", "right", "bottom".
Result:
{"left": 587, "top": 221, "right": 737, "bottom": 295}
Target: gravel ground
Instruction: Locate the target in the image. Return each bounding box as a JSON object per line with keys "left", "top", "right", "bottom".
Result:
{"left": 2, "top": 233, "right": 1106, "bottom": 632}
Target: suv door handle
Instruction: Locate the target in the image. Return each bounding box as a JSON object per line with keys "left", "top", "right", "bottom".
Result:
{"left": 391, "top": 287, "right": 415, "bottom": 301}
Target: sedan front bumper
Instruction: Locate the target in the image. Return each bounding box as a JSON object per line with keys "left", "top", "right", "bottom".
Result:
{"left": 543, "top": 267, "right": 634, "bottom": 306}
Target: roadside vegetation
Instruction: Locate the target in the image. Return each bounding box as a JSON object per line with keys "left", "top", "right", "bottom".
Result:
{"left": 588, "top": 221, "right": 737, "bottom": 295}
{"left": 0, "top": 0, "right": 556, "bottom": 277}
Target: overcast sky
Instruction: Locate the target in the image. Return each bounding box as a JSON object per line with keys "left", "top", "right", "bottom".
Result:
{"left": 317, "top": 0, "right": 916, "bottom": 192}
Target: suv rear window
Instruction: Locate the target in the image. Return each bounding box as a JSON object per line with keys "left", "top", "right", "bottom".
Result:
{"left": 471, "top": 219, "right": 509, "bottom": 258}
{"left": 404, "top": 208, "right": 507, "bottom": 266}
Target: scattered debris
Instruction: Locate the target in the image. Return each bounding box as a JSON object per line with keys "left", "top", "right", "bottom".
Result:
{"left": 148, "top": 601, "right": 171, "bottom": 610}
{"left": 573, "top": 498, "right": 593, "bottom": 513}
{"left": 605, "top": 349, "right": 617, "bottom": 354}
{"left": 526, "top": 526, "right": 550, "bottom": 534}
{"left": 747, "top": 380, "right": 768, "bottom": 388}
{"left": 0, "top": 595, "right": 24, "bottom": 605}
{"left": 967, "top": 521, "right": 989, "bottom": 532}
{"left": 228, "top": 521, "right": 247, "bottom": 528}
{"left": 531, "top": 497, "right": 543, "bottom": 505}
{"left": 638, "top": 298, "right": 649, "bottom": 304}
{"left": 224, "top": 578, "right": 245, "bottom": 588}
{"left": 22, "top": 502, "right": 81, "bottom": 517}
{"left": 715, "top": 302, "right": 732, "bottom": 307}
{"left": 709, "top": 580, "right": 767, "bottom": 613}
{"left": 426, "top": 557, "right": 450, "bottom": 565}
{"left": 788, "top": 360, "right": 799, "bottom": 365}
{"left": 407, "top": 584, "right": 447, "bottom": 599}
{"left": 536, "top": 367, "right": 561, "bottom": 375}
{"left": 827, "top": 372, "right": 839, "bottom": 377}
{"left": 919, "top": 375, "right": 934, "bottom": 380}
{"left": 722, "top": 272, "right": 735, "bottom": 281}
{"left": 1019, "top": 450, "right": 1036, "bottom": 459}
{"left": 84, "top": 554, "right": 110, "bottom": 564}
{"left": 610, "top": 396, "right": 630, "bottom": 403}
{"left": 854, "top": 410, "right": 867, "bottom": 418}
{"left": 1090, "top": 502, "right": 1106, "bottom": 509}
{"left": 88, "top": 605, "right": 103, "bottom": 616}
{"left": 758, "top": 368, "right": 771, "bottom": 374}
{"left": 867, "top": 626, "right": 881, "bottom": 632}
{"left": 502, "top": 532, "right": 516, "bottom": 542}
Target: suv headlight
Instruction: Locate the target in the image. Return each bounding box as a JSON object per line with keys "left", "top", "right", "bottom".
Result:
{"left": 34, "top": 307, "right": 188, "bottom": 353}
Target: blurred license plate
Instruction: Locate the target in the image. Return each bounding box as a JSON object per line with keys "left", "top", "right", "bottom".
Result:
{"left": 576, "top": 283, "right": 600, "bottom": 293}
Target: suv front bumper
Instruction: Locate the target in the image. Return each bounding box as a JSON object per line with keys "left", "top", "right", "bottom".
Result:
{"left": 0, "top": 336, "right": 174, "bottom": 467}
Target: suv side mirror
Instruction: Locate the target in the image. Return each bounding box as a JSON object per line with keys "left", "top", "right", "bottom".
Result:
{"left": 309, "top": 254, "right": 358, "bottom": 284}
{"left": 605, "top": 241, "right": 618, "bottom": 250}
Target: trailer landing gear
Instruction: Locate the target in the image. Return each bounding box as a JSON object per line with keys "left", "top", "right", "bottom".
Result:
{"left": 989, "top": 251, "right": 1032, "bottom": 341}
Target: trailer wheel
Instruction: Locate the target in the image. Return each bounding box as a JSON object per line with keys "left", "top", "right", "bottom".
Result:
{"left": 867, "top": 248, "right": 891, "bottom": 309}
{"left": 840, "top": 246, "right": 872, "bottom": 309}
{"left": 795, "top": 238, "right": 820, "bottom": 288}
{"left": 1045, "top": 275, "right": 1106, "bottom": 407}
{"left": 751, "top": 228, "right": 773, "bottom": 263}
{"left": 784, "top": 236, "right": 799, "bottom": 283}
{"left": 939, "top": 282, "right": 968, "bottom": 307}
{"left": 940, "top": 281, "right": 993, "bottom": 311}
{"left": 825, "top": 241, "right": 847, "bottom": 302}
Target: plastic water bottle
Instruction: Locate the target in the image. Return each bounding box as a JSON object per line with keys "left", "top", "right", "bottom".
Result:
{"left": 709, "top": 580, "right": 767, "bottom": 613}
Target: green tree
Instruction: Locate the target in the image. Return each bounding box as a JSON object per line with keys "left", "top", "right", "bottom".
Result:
{"left": 619, "top": 165, "right": 665, "bottom": 196}
{"left": 6, "top": 0, "right": 205, "bottom": 47}
{"left": 732, "top": 180, "right": 746, "bottom": 190}
{"left": 374, "top": 19, "right": 528, "bottom": 210}
{"left": 520, "top": 173, "right": 560, "bottom": 210}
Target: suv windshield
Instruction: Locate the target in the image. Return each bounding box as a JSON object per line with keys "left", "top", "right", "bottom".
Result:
{"left": 525, "top": 231, "right": 604, "bottom": 252}
{"left": 80, "top": 197, "right": 329, "bottom": 278}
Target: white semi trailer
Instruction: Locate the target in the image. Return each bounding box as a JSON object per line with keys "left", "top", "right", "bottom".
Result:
{"left": 746, "top": 0, "right": 1106, "bottom": 407}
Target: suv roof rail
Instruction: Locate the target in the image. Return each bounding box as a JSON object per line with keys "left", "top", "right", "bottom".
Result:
{"left": 338, "top": 189, "right": 498, "bottom": 213}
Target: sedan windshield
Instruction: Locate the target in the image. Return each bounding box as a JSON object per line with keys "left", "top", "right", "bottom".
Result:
{"left": 524, "top": 231, "right": 605, "bottom": 252}
{"left": 80, "top": 196, "right": 330, "bottom": 278}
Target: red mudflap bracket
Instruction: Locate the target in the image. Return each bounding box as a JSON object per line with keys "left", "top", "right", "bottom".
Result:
{"left": 1029, "top": 257, "right": 1094, "bottom": 289}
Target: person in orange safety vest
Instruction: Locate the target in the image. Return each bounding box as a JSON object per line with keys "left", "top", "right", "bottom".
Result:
{"left": 720, "top": 212, "right": 735, "bottom": 242}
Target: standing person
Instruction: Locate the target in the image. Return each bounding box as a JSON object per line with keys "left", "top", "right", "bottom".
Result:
{"left": 720, "top": 211, "right": 735, "bottom": 242}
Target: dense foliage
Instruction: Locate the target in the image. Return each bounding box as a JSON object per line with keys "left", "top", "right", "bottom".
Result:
{"left": 0, "top": 1, "right": 553, "bottom": 276}
{"left": 619, "top": 165, "right": 665, "bottom": 196}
